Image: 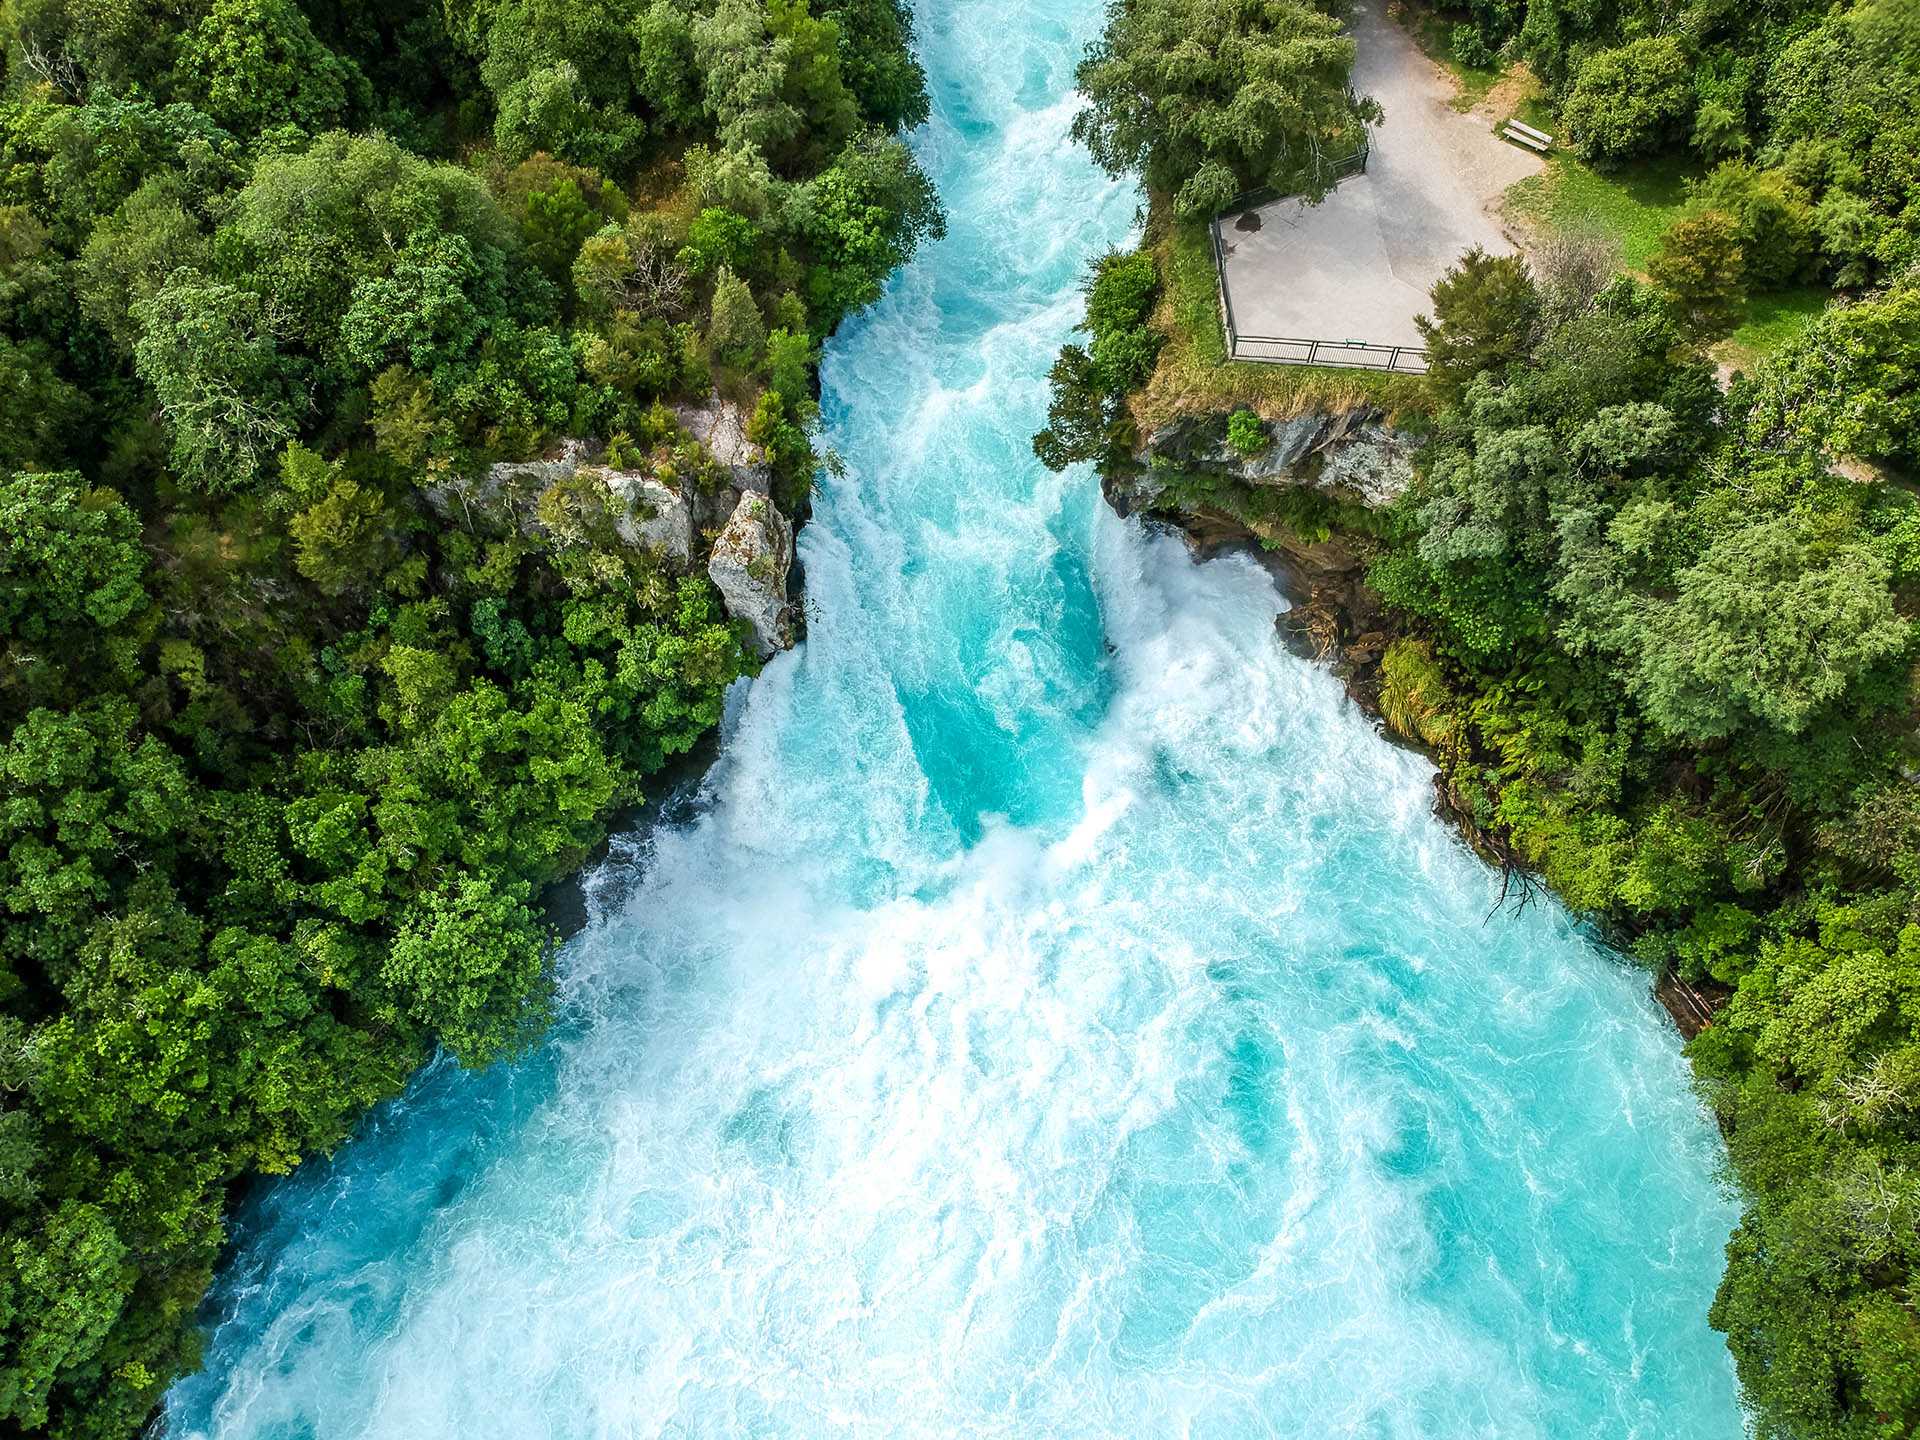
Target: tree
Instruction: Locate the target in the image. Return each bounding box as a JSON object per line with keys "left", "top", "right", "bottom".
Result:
{"left": 217, "top": 133, "right": 520, "bottom": 361}
{"left": 383, "top": 873, "right": 551, "bottom": 1066}
{"left": 707, "top": 264, "right": 766, "bottom": 365}
{"left": 786, "top": 134, "right": 942, "bottom": 323}
{"left": 0, "top": 470, "right": 148, "bottom": 710}
{"left": 174, "top": 0, "right": 367, "bottom": 137}
{"left": 131, "top": 272, "right": 299, "bottom": 490}
{"left": 1417, "top": 246, "right": 1540, "bottom": 397}
{"left": 1648, "top": 210, "right": 1745, "bottom": 339}
{"left": 1071, "top": 0, "right": 1380, "bottom": 217}
{"left": 0, "top": 337, "right": 84, "bottom": 474}
{"left": 1689, "top": 162, "right": 1814, "bottom": 291}
{"left": 1631, "top": 516, "right": 1909, "bottom": 741}
{"left": 74, "top": 177, "right": 209, "bottom": 351}
{"left": 1746, "top": 281, "right": 1920, "bottom": 467}
{"left": 281, "top": 444, "right": 400, "bottom": 595}
{"left": 0, "top": 1203, "right": 136, "bottom": 1432}
{"left": 818, "top": 0, "right": 929, "bottom": 131}
{"left": 1563, "top": 37, "right": 1693, "bottom": 163}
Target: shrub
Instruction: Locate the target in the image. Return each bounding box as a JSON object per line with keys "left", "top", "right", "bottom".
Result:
{"left": 1416, "top": 247, "right": 1540, "bottom": 398}
{"left": 678, "top": 207, "right": 759, "bottom": 277}
{"left": 1452, "top": 24, "right": 1495, "bottom": 70}
{"left": 1648, "top": 210, "right": 1745, "bottom": 338}
{"left": 707, "top": 265, "right": 766, "bottom": 367}
{"left": 1379, "top": 640, "right": 1461, "bottom": 752}
{"left": 1690, "top": 163, "right": 1815, "bottom": 291}
{"left": 1226, "top": 409, "right": 1270, "bottom": 455}
{"left": 1563, "top": 37, "right": 1693, "bottom": 163}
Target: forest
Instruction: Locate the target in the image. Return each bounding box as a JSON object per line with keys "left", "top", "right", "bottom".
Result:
{"left": 0, "top": 0, "right": 937, "bottom": 1432}
{"left": 1040, "top": 0, "right": 1920, "bottom": 1436}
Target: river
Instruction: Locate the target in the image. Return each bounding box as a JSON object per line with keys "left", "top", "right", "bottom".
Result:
{"left": 164, "top": 0, "right": 1745, "bottom": 1434}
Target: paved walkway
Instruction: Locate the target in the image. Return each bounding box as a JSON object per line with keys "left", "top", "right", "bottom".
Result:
{"left": 1215, "top": 0, "right": 1541, "bottom": 355}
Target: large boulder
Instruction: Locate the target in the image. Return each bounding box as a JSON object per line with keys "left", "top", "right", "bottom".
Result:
{"left": 708, "top": 490, "right": 795, "bottom": 657}
{"left": 592, "top": 467, "right": 692, "bottom": 565}
{"left": 673, "top": 393, "right": 771, "bottom": 495}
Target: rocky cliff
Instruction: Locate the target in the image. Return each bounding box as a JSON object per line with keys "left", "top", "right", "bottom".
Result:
{"left": 422, "top": 394, "right": 798, "bottom": 659}
{"left": 1104, "top": 404, "right": 1415, "bottom": 705}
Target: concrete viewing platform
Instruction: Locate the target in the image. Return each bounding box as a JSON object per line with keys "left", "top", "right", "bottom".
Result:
{"left": 1213, "top": 0, "right": 1542, "bottom": 366}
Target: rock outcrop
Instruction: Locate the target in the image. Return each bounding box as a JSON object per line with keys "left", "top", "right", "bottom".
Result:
{"left": 1116, "top": 406, "right": 1415, "bottom": 511}
{"left": 419, "top": 394, "right": 799, "bottom": 654}
{"left": 708, "top": 491, "right": 796, "bottom": 658}
{"left": 424, "top": 446, "right": 696, "bottom": 569}
{"left": 673, "top": 393, "right": 771, "bottom": 495}
{"left": 1104, "top": 404, "right": 1413, "bottom": 712}
{"left": 598, "top": 469, "right": 693, "bottom": 564}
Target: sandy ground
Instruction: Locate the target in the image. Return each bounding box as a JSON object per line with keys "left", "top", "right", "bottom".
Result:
{"left": 1215, "top": 0, "right": 1542, "bottom": 354}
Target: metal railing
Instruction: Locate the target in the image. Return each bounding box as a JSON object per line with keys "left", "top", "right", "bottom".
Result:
{"left": 1229, "top": 332, "right": 1429, "bottom": 373}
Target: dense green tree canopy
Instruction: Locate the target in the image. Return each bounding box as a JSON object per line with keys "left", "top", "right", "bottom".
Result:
{"left": 0, "top": 0, "right": 937, "bottom": 1431}
{"left": 1071, "top": 0, "right": 1381, "bottom": 216}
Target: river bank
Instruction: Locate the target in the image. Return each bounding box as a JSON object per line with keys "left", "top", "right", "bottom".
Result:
{"left": 1101, "top": 414, "right": 1731, "bottom": 1039}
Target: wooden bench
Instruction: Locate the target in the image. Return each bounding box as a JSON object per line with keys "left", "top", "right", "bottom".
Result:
{"left": 1501, "top": 119, "right": 1553, "bottom": 153}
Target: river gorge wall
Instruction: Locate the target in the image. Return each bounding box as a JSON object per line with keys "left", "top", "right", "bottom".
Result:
{"left": 1103, "top": 404, "right": 1413, "bottom": 713}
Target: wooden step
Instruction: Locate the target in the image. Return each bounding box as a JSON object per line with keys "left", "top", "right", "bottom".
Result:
{"left": 1502, "top": 125, "right": 1550, "bottom": 153}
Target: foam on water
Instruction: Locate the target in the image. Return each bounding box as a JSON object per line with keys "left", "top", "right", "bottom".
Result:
{"left": 165, "top": 0, "right": 1745, "bottom": 1433}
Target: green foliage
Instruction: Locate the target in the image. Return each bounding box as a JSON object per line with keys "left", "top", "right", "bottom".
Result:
{"left": 1631, "top": 517, "right": 1908, "bottom": 742}
{"left": 1416, "top": 246, "right": 1540, "bottom": 399}
{"left": 384, "top": 873, "right": 550, "bottom": 1066}
{"left": 0, "top": 0, "right": 935, "bottom": 1430}
{"left": 788, "top": 133, "right": 943, "bottom": 325}
{"left": 1451, "top": 22, "right": 1495, "bottom": 70}
{"left": 131, "top": 271, "right": 299, "bottom": 490}
{"left": 1648, "top": 209, "right": 1746, "bottom": 338}
{"left": 177, "top": 0, "right": 367, "bottom": 137}
{"left": 1034, "top": 248, "right": 1163, "bottom": 470}
{"left": 1689, "top": 162, "right": 1815, "bottom": 292}
{"left": 679, "top": 206, "right": 760, "bottom": 277}
{"left": 708, "top": 264, "right": 767, "bottom": 365}
{"left": 1379, "top": 639, "right": 1461, "bottom": 751}
{"left": 1563, "top": 37, "right": 1694, "bottom": 164}
{"left": 1070, "top": 0, "right": 1380, "bottom": 217}
{"left": 1745, "top": 278, "right": 1920, "bottom": 468}
{"left": 1225, "top": 409, "right": 1269, "bottom": 455}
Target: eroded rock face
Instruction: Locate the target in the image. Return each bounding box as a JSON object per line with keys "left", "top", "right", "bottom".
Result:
{"left": 1131, "top": 406, "right": 1415, "bottom": 508}
{"left": 421, "top": 444, "right": 699, "bottom": 569}
{"left": 673, "top": 393, "right": 771, "bottom": 495}
{"left": 421, "top": 423, "right": 799, "bottom": 648}
{"left": 708, "top": 490, "right": 795, "bottom": 658}
{"left": 593, "top": 468, "right": 693, "bottom": 566}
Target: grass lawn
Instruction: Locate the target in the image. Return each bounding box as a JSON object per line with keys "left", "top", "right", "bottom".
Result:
{"left": 1504, "top": 151, "right": 1700, "bottom": 273}
{"left": 1714, "top": 286, "right": 1830, "bottom": 372}
{"left": 1506, "top": 156, "right": 1832, "bottom": 366}
{"left": 1132, "top": 213, "right": 1432, "bottom": 432}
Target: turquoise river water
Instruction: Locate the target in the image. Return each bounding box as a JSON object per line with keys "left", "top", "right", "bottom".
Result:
{"left": 165, "top": 0, "right": 1748, "bottom": 1434}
